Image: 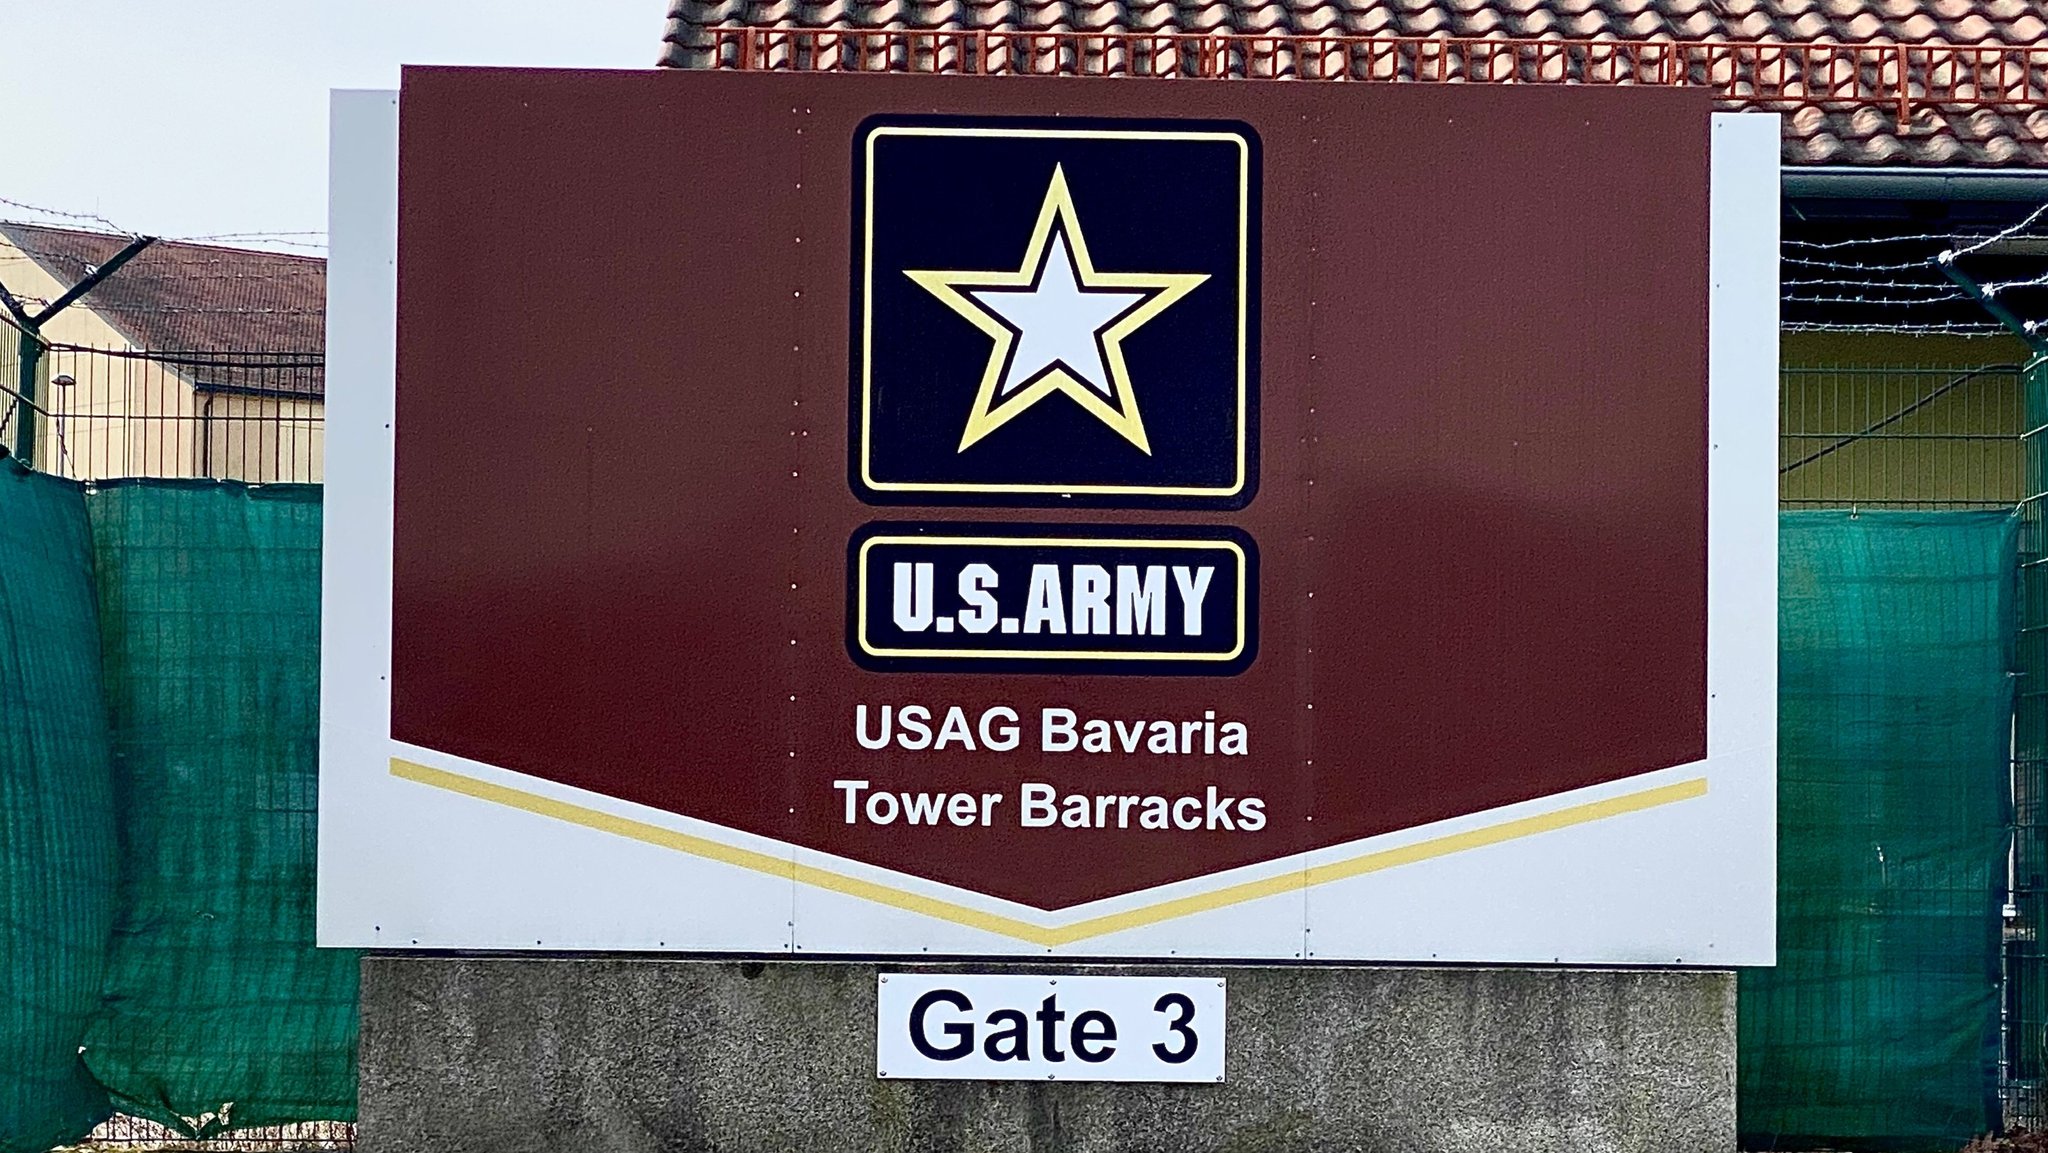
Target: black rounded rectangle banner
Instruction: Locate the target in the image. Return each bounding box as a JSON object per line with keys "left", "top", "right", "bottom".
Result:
{"left": 847, "top": 523, "right": 1258, "bottom": 675}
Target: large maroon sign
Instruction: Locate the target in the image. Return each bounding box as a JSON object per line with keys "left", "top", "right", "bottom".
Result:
{"left": 388, "top": 67, "right": 1710, "bottom": 912}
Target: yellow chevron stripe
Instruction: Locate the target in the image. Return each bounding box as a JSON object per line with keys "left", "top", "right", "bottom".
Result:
{"left": 390, "top": 758, "right": 1706, "bottom": 947}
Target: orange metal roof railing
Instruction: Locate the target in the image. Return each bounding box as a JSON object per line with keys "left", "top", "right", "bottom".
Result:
{"left": 701, "top": 26, "right": 2048, "bottom": 125}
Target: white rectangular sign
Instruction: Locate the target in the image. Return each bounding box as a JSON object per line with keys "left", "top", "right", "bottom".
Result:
{"left": 321, "top": 76, "right": 1778, "bottom": 965}
{"left": 876, "top": 973, "right": 1226, "bottom": 1083}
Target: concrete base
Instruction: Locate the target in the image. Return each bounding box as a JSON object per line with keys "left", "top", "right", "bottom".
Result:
{"left": 358, "top": 957, "right": 1734, "bottom": 1153}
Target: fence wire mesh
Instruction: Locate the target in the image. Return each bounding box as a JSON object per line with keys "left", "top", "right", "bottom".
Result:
{"left": 1, "top": 342, "right": 2036, "bottom": 1149}
{"left": 2009, "top": 356, "right": 2048, "bottom": 1133}
{"left": 2, "top": 320, "right": 322, "bottom": 485}
{"left": 1780, "top": 363, "right": 2026, "bottom": 511}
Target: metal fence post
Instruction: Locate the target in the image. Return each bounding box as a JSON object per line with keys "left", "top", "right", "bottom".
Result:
{"left": 2014, "top": 354, "right": 2048, "bottom": 1123}
{"left": 15, "top": 325, "right": 41, "bottom": 465}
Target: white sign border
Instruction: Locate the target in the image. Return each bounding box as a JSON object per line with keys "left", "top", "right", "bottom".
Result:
{"left": 318, "top": 94, "right": 1778, "bottom": 965}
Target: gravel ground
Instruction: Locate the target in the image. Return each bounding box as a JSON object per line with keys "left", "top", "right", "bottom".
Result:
{"left": 1963, "top": 1130, "right": 2048, "bottom": 1152}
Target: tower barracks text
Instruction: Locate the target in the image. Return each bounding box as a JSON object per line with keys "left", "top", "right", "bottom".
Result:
{"left": 833, "top": 704, "right": 1267, "bottom": 832}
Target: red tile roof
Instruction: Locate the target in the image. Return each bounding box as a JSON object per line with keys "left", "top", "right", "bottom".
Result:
{"left": 0, "top": 224, "right": 324, "bottom": 353}
{"left": 0, "top": 223, "right": 324, "bottom": 396}
{"left": 659, "top": 2, "right": 2048, "bottom": 167}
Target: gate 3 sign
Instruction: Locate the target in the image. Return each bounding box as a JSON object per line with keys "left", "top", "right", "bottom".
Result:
{"left": 318, "top": 70, "right": 1780, "bottom": 963}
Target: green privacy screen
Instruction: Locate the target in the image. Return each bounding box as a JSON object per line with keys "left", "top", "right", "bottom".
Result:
{"left": 1740, "top": 510, "right": 2015, "bottom": 1150}
{"left": 0, "top": 461, "right": 115, "bottom": 1152}
{"left": 79, "top": 481, "right": 356, "bottom": 1134}
{"left": 0, "top": 479, "right": 2025, "bottom": 1146}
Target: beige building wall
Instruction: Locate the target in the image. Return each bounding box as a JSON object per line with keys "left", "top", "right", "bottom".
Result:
{"left": 203, "top": 392, "right": 325, "bottom": 483}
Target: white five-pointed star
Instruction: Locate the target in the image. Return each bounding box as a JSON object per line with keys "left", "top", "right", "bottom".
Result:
{"left": 970, "top": 231, "right": 1145, "bottom": 398}
{"left": 903, "top": 165, "right": 1209, "bottom": 454}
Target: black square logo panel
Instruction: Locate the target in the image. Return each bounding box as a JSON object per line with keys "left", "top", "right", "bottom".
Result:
{"left": 853, "top": 117, "right": 1260, "bottom": 508}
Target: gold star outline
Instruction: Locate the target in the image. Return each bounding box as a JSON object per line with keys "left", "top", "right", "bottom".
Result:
{"left": 905, "top": 165, "right": 1209, "bottom": 455}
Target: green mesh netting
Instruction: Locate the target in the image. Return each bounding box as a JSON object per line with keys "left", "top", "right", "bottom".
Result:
{"left": 79, "top": 480, "right": 357, "bottom": 1135}
{"left": 0, "top": 459, "right": 114, "bottom": 1153}
{"left": 2, "top": 471, "right": 2029, "bottom": 1147}
{"left": 1739, "top": 509, "right": 2015, "bottom": 1150}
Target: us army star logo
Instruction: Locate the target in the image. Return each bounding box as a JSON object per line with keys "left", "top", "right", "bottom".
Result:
{"left": 906, "top": 166, "right": 1208, "bottom": 455}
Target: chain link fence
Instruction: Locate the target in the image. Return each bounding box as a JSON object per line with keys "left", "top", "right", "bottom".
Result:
{"left": 3, "top": 328, "right": 2040, "bottom": 1149}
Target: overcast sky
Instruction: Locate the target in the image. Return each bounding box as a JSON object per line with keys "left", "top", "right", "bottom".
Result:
{"left": 0, "top": 0, "right": 667, "bottom": 251}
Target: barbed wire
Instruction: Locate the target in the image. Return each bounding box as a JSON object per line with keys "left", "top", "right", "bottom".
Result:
{"left": 1782, "top": 321, "right": 2013, "bottom": 335}
{"left": 1785, "top": 293, "right": 1973, "bottom": 307}
{"left": 1784, "top": 254, "right": 1952, "bottom": 273}
{"left": 0, "top": 197, "right": 136, "bottom": 237}
{"left": 1784, "top": 231, "right": 2048, "bottom": 253}
{"left": 0, "top": 243, "right": 322, "bottom": 271}
{"left": 173, "top": 231, "right": 326, "bottom": 242}
{"left": 1771, "top": 199, "right": 2048, "bottom": 336}
{"left": 163, "top": 234, "right": 327, "bottom": 252}
{"left": 1983, "top": 269, "right": 2048, "bottom": 297}
{"left": 1947, "top": 203, "right": 2048, "bottom": 260}
{"left": 1783, "top": 275, "right": 1966, "bottom": 295}
{"left": 0, "top": 204, "right": 328, "bottom": 253}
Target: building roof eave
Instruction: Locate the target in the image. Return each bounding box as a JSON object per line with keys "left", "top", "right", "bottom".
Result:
{"left": 1783, "top": 167, "right": 2048, "bottom": 203}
